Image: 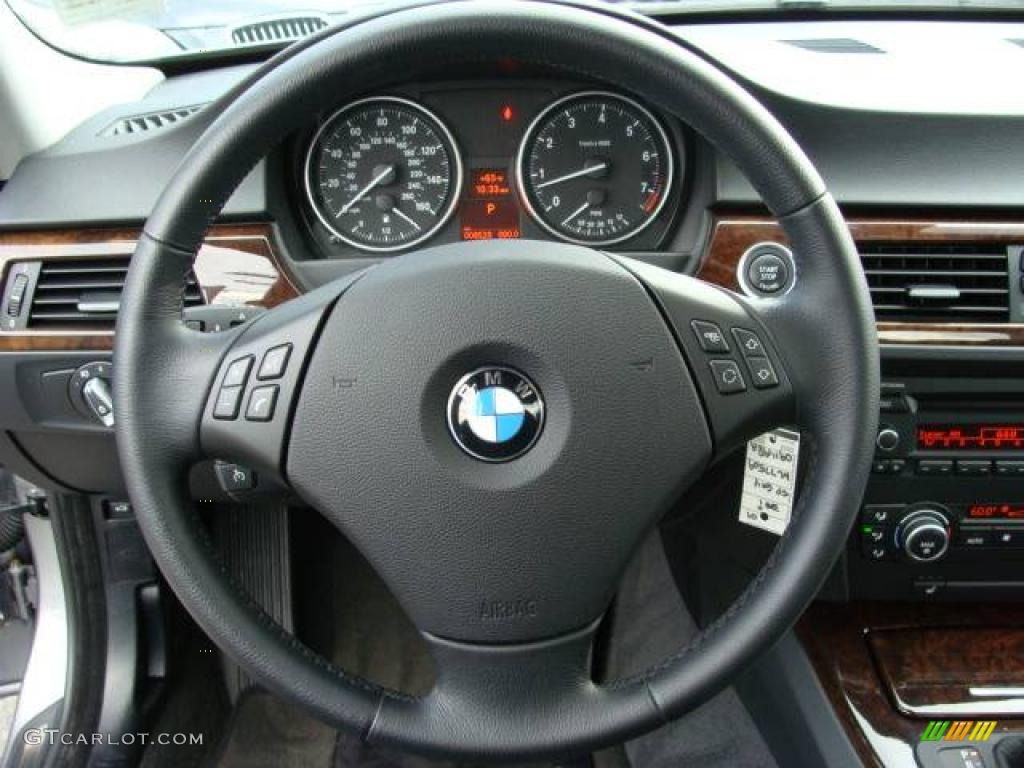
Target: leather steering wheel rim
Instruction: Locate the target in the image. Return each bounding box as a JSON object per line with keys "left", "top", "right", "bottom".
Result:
{"left": 114, "top": 0, "right": 879, "bottom": 761}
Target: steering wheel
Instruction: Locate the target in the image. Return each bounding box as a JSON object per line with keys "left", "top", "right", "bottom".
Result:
{"left": 114, "top": 0, "right": 878, "bottom": 761}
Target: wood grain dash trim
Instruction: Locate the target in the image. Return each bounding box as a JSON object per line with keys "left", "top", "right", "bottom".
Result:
{"left": 0, "top": 224, "right": 298, "bottom": 352}
{"left": 798, "top": 602, "right": 1024, "bottom": 768}
{"left": 700, "top": 216, "right": 1024, "bottom": 347}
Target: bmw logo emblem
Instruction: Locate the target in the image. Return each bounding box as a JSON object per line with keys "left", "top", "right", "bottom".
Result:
{"left": 447, "top": 367, "right": 545, "bottom": 462}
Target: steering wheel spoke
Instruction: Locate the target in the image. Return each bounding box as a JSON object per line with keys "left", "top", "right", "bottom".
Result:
{"left": 615, "top": 256, "right": 796, "bottom": 460}
{"left": 200, "top": 276, "right": 363, "bottom": 485}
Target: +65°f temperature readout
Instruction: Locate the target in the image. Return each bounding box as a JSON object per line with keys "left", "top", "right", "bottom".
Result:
{"left": 461, "top": 169, "right": 521, "bottom": 240}
{"left": 918, "top": 424, "right": 1024, "bottom": 450}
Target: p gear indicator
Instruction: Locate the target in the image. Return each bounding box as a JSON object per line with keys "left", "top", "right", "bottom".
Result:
{"left": 460, "top": 168, "right": 521, "bottom": 241}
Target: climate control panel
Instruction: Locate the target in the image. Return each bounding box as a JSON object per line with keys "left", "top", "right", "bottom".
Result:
{"left": 860, "top": 501, "right": 1024, "bottom": 563}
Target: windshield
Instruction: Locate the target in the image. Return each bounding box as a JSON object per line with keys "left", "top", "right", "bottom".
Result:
{"left": 7, "top": 0, "right": 1024, "bottom": 64}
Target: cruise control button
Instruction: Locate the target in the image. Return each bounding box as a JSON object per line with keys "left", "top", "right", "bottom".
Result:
{"left": 691, "top": 321, "right": 730, "bottom": 353}
{"left": 223, "top": 356, "right": 253, "bottom": 388}
{"left": 732, "top": 328, "right": 765, "bottom": 358}
{"left": 708, "top": 360, "right": 746, "bottom": 394}
{"left": 745, "top": 357, "right": 778, "bottom": 389}
{"left": 258, "top": 344, "right": 292, "bottom": 380}
{"left": 215, "top": 462, "right": 256, "bottom": 493}
{"left": 213, "top": 386, "right": 243, "bottom": 420}
{"left": 246, "top": 385, "right": 279, "bottom": 422}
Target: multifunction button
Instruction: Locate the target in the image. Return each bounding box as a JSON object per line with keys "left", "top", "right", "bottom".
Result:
{"left": 246, "top": 385, "right": 279, "bottom": 422}
{"left": 214, "top": 355, "right": 254, "bottom": 421}
{"left": 732, "top": 328, "right": 765, "bottom": 357}
{"left": 213, "top": 386, "right": 244, "bottom": 420}
{"left": 213, "top": 346, "right": 292, "bottom": 422}
{"left": 746, "top": 357, "right": 778, "bottom": 389}
{"left": 223, "top": 356, "right": 253, "bottom": 388}
{"left": 708, "top": 360, "right": 746, "bottom": 394}
{"left": 258, "top": 344, "right": 292, "bottom": 380}
{"left": 692, "top": 322, "right": 779, "bottom": 396}
{"left": 691, "top": 321, "right": 730, "bottom": 353}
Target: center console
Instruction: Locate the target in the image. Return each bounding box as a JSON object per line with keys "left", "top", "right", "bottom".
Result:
{"left": 851, "top": 377, "right": 1024, "bottom": 601}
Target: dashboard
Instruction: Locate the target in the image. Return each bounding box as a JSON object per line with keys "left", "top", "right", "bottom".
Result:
{"left": 5, "top": 16, "right": 1024, "bottom": 767}
{"left": 2, "top": 21, "right": 1024, "bottom": 568}
{"left": 289, "top": 82, "right": 687, "bottom": 259}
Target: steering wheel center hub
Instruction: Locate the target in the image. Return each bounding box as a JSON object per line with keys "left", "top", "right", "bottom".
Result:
{"left": 285, "top": 240, "right": 711, "bottom": 643}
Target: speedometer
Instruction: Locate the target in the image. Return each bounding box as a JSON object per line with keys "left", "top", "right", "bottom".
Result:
{"left": 305, "top": 97, "right": 462, "bottom": 252}
{"left": 516, "top": 91, "right": 673, "bottom": 246}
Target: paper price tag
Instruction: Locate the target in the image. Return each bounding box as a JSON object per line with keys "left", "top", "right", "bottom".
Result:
{"left": 739, "top": 428, "right": 800, "bottom": 536}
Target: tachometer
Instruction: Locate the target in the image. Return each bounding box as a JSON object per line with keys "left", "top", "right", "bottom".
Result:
{"left": 516, "top": 91, "right": 673, "bottom": 246}
{"left": 305, "top": 97, "right": 462, "bottom": 252}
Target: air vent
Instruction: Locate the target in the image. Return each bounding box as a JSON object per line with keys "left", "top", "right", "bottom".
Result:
{"left": 100, "top": 104, "right": 205, "bottom": 137}
{"left": 27, "top": 257, "right": 203, "bottom": 330}
{"left": 230, "top": 15, "right": 328, "bottom": 45}
{"left": 783, "top": 38, "right": 884, "bottom": 54}
{"left": 860, "top": 243, "right": 1010, "bottom": 322}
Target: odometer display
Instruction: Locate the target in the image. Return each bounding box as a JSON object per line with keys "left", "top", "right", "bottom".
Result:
{"left": 517, "top": 92, "right": 673, "bottom": 246}
{"left": 305, "top": 97, "right": 462, "bottom": 252}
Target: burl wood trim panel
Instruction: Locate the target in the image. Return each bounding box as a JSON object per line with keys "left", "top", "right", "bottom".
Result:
{"left": 798, "top": 602, "right": 1024, "bottom": 767}
{"left": 870, "top": 626, "right": 1024, "bottom": 717}
{"left": 701, "top": 216, "right": 1024, "bottom": 346}
{"left": 0, "top": 224, "right": 298, "bottom": 352}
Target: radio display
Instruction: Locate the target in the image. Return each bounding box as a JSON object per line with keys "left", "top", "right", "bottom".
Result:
{"left": 918, "top": 424, "right": 1024, "bottom": 451}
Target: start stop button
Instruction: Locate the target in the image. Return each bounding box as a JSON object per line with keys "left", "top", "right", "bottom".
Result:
{"left": 738, "top": 242, "right": 796, "bottom": 297}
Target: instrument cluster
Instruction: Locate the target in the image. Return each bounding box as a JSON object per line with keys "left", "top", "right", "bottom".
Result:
{"left": 298, "top": 83, "right": 685, "bottom": 257}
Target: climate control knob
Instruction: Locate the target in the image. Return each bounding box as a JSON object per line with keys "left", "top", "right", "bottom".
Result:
{"left": 897, "top": 508, "right": 950, "bottom": 562}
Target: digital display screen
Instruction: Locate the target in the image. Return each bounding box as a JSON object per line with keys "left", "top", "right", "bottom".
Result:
{"left": 967, "top": 503, "right": 1024, "bottom": 519}
{"left": 461, "top": 169, "right": 521, "bottom": 241}
{"left": 918, "top": 424, "right": 1024, "bottom": 451}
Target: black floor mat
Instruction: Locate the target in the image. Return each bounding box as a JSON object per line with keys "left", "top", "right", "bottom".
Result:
{"left": 292, "top": 509, "right": 434, "bottom": 696}
{"left": 139, "top": 599, "right": 231, "bottom": 768}
{"left": 215, "top": 688, "right": 551, "bottom": 768}
{"left": 214, "top": 689, "right": 337, "bottom": 768}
